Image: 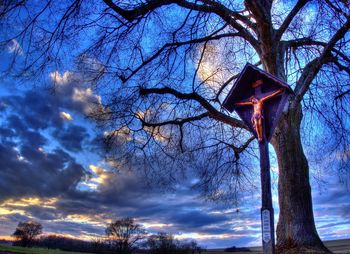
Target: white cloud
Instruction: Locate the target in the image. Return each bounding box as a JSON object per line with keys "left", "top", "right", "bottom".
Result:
{"left": 103, "top": 126, "right": 133, "bottom": 143}
{"left": 48, "top": 71, "right": 109, "bottom": 117}
{"left": 196, "top": 43, "right": 238, "bottom": 91}
{"left": 79, "top": 165, "right": 110, "bottom": 190}
{"left": 72, "top": 87, "right": 105, "bottom": 115}
{"left": 7, "top": 39, "right": 23, "bottom": 55}
{"left": 60, "top": 111, "right": 73, "bottom": 121}
{"left": 73, "top": 87, "right": 101, "bottom": 104}
{"left": 49, "top": 71, "right": 72, "bottom": 85}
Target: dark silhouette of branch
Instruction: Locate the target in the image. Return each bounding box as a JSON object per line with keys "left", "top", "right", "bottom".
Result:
{"left": 121, "top": 28, "right": 240, "bottom": 83}
{"left": 275, "top": 0, "right": 311, "bottom": 41}
{"left": 140, "top": 113, "right": 209, "bottom": 127}
{"left": 139, "top": 86, "right": 248, "bottom": 130}
{"left": 103, "top": 0, "right": 259, "bottom": 52}
{"left": 294, "top": 16, "right": 350, "bottom": 103}
{"left": 335, "top": 88, "right": 350, "bottom": 100}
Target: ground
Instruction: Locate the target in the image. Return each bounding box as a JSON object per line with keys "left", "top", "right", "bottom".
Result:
{"left": 202, "top": 239, "right": 350, "bottom": 254}
{"left": 1, "top": 239, "right": 349, "bottom": 254}
{"left": 0, "top": 245, "right": 92, "bottom": 254}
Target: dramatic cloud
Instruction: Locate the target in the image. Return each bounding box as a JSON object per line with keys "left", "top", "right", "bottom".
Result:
{"left": 0, "top": 71, "right": 349, "bottom": 248}
{"left": 0, "top": 133, "right": 86, "bottom": 200}
{"left": 53, "top": 125, "right": 89, "bottom": 152}
{"left": 1, "top": 77, "right": 255, "bottom": 247}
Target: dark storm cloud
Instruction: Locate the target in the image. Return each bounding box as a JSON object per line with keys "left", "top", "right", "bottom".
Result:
{"left": 0, "top": 140, "right": 86, "bottom": 200}
{"left": 201, "top": 235, "right": 258, "bottom": 249}
{"left": 170, "top": 210, "right": 228, "bottom": 229}
{"left": 7, "top": 115, "right": 28, "bottom": 133}
{"left": 4, "top": 92, "right": 62, "bottom": 131}
{"left": 52, "top": 170, "right": 162, "bottom": 217}
{"left": 18, "top": 206, "right": 59, "bottom": 221}
{"left": 1, "top": 91, "right": 84, "bottom": 151}
{"left": 318, "top": 220, "right": 350, "bottom": 230}
{"left": 0, "top": 213, "right": 105, "bottom": 237}
{"left": 340, "top": 204, "right": 350, "bottom": 217}
{"left": 0, "top": 81, "right": 95, "bottom": 201}
{"left": 45, "top": 220, "right": 105, "bottom": 236}
{"left": 312, "top": 179, "right": 350, "bottom": 219}
{"left": 39, "top": 167, "right": 239, "bottom": 238}
{"left": 0, "top": 213, "right": 31, "bottom": 230}
{"left": 0, "top": 213, "right": 30, "bottom": 223}
{"left": 196, "top": 226, "right": 232, "bottom": 235}
{"left": 0, "top": 126, "right": 15, "bottom": 138}
{"left": 53, "top": 125, "right": 90, "bottom": 152}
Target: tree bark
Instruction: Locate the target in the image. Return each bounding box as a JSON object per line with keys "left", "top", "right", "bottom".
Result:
{"left": 270, "top": 103, "right": 331, "bottom": 254}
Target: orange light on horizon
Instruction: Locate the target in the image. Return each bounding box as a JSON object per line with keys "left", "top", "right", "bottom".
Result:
{"left": 0, "top": 235, "right": 15, "bottom": 241}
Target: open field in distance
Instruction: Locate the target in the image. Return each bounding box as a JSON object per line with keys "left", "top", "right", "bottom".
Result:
{"left": 203, "top": 239, "right": 350, "bottom": 254}
{"left": 0, "top": 245, "right": 92, "bottom": 254}
{"left": 1, "top": 239, "right": 349, "bottom": 254}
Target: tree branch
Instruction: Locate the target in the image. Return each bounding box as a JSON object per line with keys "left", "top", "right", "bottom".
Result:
{"left": 294, "top": 16, "right": 350, "bottom": 103}
{"left": 286, "top": 38, "right": 326, "bottom": 48}
{"left": 335, "top": 88, "right": 350, "bottom": 100}
{"left": 332, "top": 57, "right": 350, "bottom": 76}
{"left": 286, "top": 37, "right": 350, "bottom": 65}
{"left": 139, "top": 86, "right": 249, "bottom": 130}
{"left": 102, "top": 0, "right": 174, "bottom": 21}
{"left": 244, "top": 0, "right": 273, "bottom": 25}
{"left": 275, "top": 0, "right": 310, "bottom": 41}
{"left": 103, "top": 0, "right": 260, "bottom": 53}
{"left": 139, "top": 113, "right": 209, "bottom": 127}
{"left": 215, "top": 135, "right": 255, "bottom": 159}
{"left": 140, "top": 112, "right": 210, "bottom": 153}
{"left": 121, "top": 29, "right": 240, "bottom": 83}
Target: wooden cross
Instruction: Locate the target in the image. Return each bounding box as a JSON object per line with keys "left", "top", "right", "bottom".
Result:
{"left": 223, "top": 64, "right": 293, "bottom": 254}
{"left": 234, "top": 80, "right": 285, "bottom": 142}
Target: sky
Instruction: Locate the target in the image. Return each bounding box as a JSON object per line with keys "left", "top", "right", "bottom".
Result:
{"left": 0, "top": 41, "right": 349, "bottom": 249}
{"left": 0, "top": 0, "right": 350, "bottom": 249}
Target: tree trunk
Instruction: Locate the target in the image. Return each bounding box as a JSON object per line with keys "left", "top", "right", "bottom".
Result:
{"left": 270, "top": 103, "right": 331, "bottom": 254}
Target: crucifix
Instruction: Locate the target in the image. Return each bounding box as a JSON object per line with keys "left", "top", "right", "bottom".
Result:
{"left": 223, "top": 64, "right": 293, "bottom": 254}
{"left": 234, "top": 80, "right": 285, "bottom": 142}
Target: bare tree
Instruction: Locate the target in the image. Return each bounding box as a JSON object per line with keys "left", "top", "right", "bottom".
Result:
{"left": 146, "top": 232, "right": 201, "bottom": 254}
{"left": 146, "top": 232, "right": 178, "bottom": 254}
{"left": 1, "top": 1, "right": 350, "bottom": 253}
{"left": 12, "top": 220, "right": 43, "bottom": 247}
{"left": 105, "top": 217, "right": 146, "bottom": 254}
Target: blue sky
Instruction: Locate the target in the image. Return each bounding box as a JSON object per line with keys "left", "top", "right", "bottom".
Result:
{"left": 0, "top": 46, "right": 349, "bottom": 249}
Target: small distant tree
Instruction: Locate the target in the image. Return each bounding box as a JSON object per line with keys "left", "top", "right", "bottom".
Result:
{"left": 182, "top": 240, "right": 204, "bottom": 254}
{"left": 146, "top": 232, "right": 202, "bottom": 254}
{"left": 12, "top": 220, "right": 43, "bottom": 247}
{"left": 90, "top": 236, "right": 105, "bottom": 253}
{"left": 105, "top": 217, "right": 146, "bottom": 254}
{"left": 146, "top": 232, "right": 177, "bottom": 254}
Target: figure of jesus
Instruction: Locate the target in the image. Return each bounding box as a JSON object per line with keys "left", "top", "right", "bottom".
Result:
{"left": 234, "top": 85, "right": 285, "bottom": 142}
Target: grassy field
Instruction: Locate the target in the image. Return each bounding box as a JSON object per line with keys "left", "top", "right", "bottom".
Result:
{"left": 1, "top": 239, "right": 349, "bottom": 254}
{"left": 202, "top": 239, "right": 350, "bottom": 254}
{"left": 0, "top": 245, "right": 91, "bottom": 254}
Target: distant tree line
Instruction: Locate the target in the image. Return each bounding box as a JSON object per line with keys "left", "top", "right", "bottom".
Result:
{"left": 12, "top": 218, "right": 205, "bottom": 254}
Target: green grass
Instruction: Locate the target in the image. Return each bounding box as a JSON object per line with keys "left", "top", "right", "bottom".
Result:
{"left": 0, "top": 244, "right": 92, "bottom": 254}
